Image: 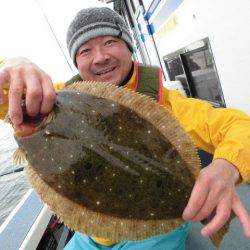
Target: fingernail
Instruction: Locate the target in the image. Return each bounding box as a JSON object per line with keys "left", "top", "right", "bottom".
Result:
{"left": 201, "top": 229, "right": 209, "bottom": 237}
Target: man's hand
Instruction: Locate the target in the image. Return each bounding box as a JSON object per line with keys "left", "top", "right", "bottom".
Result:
{"left": 183, "top": 159, "right": 250, "bottom": 238}
{"left": 0, "top": 57, "right": 56, "bottom": 125}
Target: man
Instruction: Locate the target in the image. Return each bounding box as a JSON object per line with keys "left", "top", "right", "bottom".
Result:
{"left": 0, "top": 7, "right": 250, "bottom": 250}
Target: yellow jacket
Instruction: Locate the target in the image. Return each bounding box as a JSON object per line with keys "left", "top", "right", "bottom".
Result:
{"left": 1, "top": 62, "right": 250, "bottom": 246}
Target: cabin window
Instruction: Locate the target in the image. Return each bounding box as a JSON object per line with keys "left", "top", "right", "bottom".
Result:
{"left": 163, "top": 38, "right": 226, "bottom": 107}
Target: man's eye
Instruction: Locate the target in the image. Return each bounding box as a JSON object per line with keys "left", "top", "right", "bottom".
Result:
{"left": 105, "top": 40, "right": 116, "bottom": 46}
{"left": 80, "top": 48, "right": 90, "bottom": 55}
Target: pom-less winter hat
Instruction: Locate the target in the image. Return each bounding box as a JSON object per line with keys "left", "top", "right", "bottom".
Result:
{"left": 66, "top": 7, "right": 134, "bottom": 67}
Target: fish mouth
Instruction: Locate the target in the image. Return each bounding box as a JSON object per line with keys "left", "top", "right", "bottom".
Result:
{"left": 13, "top": 113, "right": 48, "bottom": 137}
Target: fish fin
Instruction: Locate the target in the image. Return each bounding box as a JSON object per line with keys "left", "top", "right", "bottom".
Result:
{"left": 13, "top": 148, "right": 27, "bottom": 165}
{"left": 44, "top": 110, "right": 55, "bottom": 126}
{"left": 202, "top": 212, "right": 235, "bottom": 248}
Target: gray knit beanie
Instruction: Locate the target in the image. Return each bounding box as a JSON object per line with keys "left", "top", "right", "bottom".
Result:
{"left": 66, "top": 7, "right": 134, "bottom": 67}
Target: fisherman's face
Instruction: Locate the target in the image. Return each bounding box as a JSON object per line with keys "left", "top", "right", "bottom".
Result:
{"left": 76, "top": 36, "right": 132, "bottom": 85}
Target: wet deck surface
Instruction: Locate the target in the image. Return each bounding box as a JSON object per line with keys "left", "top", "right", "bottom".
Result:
{"left": 186, "top": 184, "right": 250, "bottom": 249}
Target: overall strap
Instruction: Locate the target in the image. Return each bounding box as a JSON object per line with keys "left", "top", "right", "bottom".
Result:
{"left": 65, "top": 74, "right": 82, "bottom": 86}
{"left": 135, "top": 63, "right": 163, "bottom": 104}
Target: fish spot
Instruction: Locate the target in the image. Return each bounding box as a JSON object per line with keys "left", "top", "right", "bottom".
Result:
{"left": 71, "top": 170, "right": 75, "bottom": 174}
{"left": 95, "top": 177, "right": 98, "bottom": 180}
{"left": 109, "top": 188, "right": 112, "bottom": 191}
{"left": 96, "top": 201, "right": 100, "bottom": 205}
{"left": 147, "top": 130, "right": 151, "bottom": 134}
{"left": 70, "top": 154, "right": 73, "bottom": 158}
{"left": 140, "top": 179, "right": 144, "bottom": 184}
{"left": 150, "top": 213, "right": 155, "bottom": 217}
{"left": 77, "top": 92, "right": 80, "bottom": 95}
{"left": 112, "top": 173, "right": 116, "bottom": 177}
{"left": 119, "top": 126, "right": 122, "bottom": 130}
{"left": 90, "top": 144, "right": 93, "bottom": 148}
{"left": 92, "top": 110, "right": 96, "bottom": 113}
{"left": 83, "top": 179, "right": 87, "bottom": 183}
{"left": 51, "top": 158, "right": 54, "bottom": 161}
{"left": 58, "top": 185, "right": 62, "bottom": 189}
{"left": 58, "top": 167, "right": 62, "bottom": 171}
{"left": 111, "top": 103, "right": 115, "bottom": 107}
{"left": 177, "top": 160, "right": 180, "bottom": 164}
{"left": 117, "top": 138, "right": 120, "bottom": 142}
{"left": 81, "top": 120, "right": 84, "bottom": 123}
{"left": 45, "top": 130, "right": 50, "bottom": 135}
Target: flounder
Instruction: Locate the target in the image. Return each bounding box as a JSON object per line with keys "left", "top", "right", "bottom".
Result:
{"left": 12, "top": 81, "right": 230, "bottom": 247}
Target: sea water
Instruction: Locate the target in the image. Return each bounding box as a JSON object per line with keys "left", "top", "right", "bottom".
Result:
{"left": 0, "top": 121, "right": 29, "bottom": 226}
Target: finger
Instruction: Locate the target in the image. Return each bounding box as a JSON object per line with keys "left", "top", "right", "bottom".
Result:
{"left": 201, "top": 194, "right": 232, "bottom": 237}
{"left": 24, "top": 70, "right": 43, "bottom": 116}
{"left": 182, "top": 176, "right": 209, "bottom": 220}
{"left": 9, "top": 72, "right": 24, "bottom": 125}
{"left": 192, "top": 184, "right": 223, "bottom": 222}
{"left": 0, "top": 82, "right": 3, "bottom": 104}
{"left": 232, "top": 193, "right": 250, "bottom": 237}
{"left": 192, "top": 182, "right": 227, "bottom": 221}
{"left": 40, "top": 74, "right": 56, "bottom": 114}
{"left": 0, "top": 70, "right": 10, "bottom": 104}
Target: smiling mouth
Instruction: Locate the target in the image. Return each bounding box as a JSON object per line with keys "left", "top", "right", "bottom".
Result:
{"left": 96, "top": 66, "right": 116, "bottom": 76}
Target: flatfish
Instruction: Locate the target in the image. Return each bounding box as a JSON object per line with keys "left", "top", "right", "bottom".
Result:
{"left": 11, "top": 81, "right": 228, "bottom": 246}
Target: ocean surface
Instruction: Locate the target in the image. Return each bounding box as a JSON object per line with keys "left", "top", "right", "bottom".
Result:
{"left": 0, "top": 121, "right": 30, "bottom": 226}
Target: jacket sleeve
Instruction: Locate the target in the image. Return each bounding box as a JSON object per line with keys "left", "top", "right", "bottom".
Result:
{"left": 162, "top": 88, "right": 250, "bottom": 182}
{"left": 0, "top": 82, "right": 65, "bottom": 120}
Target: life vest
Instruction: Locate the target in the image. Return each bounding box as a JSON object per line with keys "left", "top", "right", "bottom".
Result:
{"left": 65, "top": 63, "right": 163, "bottom": 103}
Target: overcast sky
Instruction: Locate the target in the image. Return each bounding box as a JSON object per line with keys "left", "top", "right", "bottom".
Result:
{"left": 0, "top": 0, "right": 109, "bottom": 82}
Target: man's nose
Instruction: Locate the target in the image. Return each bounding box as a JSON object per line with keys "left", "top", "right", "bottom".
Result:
{"left": 93, "top": 48, "right": 110, "bottom": 64}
